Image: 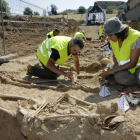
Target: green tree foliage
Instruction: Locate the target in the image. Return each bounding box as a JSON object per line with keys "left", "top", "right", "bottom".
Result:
{"left": 34, "top": 11, "right": 40, "bottom": 15}
{"left": 106, "top": 6, "right": 113, "bottom": 14}
{"left": 78, "top": 6, "right": 86, "bottom": 14}
{"left": 62, "top": 12, "right": 67, "bottom": 15}
{"left": 118, "top": 5, "right": 126, "bottom": 10}
{"left": 118, "top": 10, "right": 122, "bottom": 16}
{"left": 63, "top": 9, "right": 77, "bottom": 13}
{"left": 23, "top": 7, "right": 33, "bottom": 15}
{"left": 0, "top": 0, "right": 10, "bottom": 12}
{"left": 50, "top": 4, "right": 57, "bottom": 15}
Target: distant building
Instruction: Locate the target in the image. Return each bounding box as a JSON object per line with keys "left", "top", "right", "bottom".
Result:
{"left": 95, "top": 1, "right": 126, "bottom": 9}
{"left": 125, "top": 0, "right": 140, "bottom": 21}
{"left": 86, "top": 3, "right": 106, "bottom": 25}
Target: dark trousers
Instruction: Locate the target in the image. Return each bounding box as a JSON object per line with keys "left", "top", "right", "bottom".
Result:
{"left": 31, "top": 61, "right": 58, "bottom": 79}
{"left": 114, "top": 66, "right": 140, "bottom": 87}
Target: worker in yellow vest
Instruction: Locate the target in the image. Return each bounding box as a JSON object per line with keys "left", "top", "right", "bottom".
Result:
{"left": 99, "top": 22, "right": 105, "bottom": 40}
{"left": 101, "top": 17, "right": 140, "bottom": 87}
{"left": 46, "top": 28, "right": 60, "bottom": 39}
{"left": 74, "top": 30, "right": 89, "bottom": 45}
{"left": 27, "top": 36, "right": 84, "bottom": 79}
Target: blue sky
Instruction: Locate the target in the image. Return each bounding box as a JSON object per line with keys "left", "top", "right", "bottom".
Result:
{"left": 5, "top": 0, "right": 128, "bottom": 15}
{"left": 24, "top": 0, "right": 128, "bottom": 12}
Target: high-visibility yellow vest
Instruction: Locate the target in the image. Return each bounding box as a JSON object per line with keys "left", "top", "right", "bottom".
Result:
{"left": 110, "top": 28, "right": 140, "bottom": 74}
{"left": 46, "top": 31, "right": 54, "bottom": 38}
{"left": 37, "top": 36, "right": 72, "bottom": 66}
{"left": 99, "top": 26, "right": 105, "bottom": 37}
{"left": 74, "top": 32, "right": 85, "bottom": 38}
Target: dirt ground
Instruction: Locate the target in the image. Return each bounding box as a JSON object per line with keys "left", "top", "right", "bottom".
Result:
{"left": 0, "top": 17, "right": 140, "bottom": 140}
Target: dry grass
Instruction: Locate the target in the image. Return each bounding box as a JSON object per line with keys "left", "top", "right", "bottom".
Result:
{"left": 48, "top": 13, "right": 117, "bottom": 22}
{"left": 106, "top": 14, "right": 117, "bottom": 19}
{"left": 47, "top": 13, "right": 85, "bottom": 22}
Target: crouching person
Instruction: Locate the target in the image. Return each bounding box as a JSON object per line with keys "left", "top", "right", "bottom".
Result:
{"left": 27, "top": 36, "right": 84, "bottom": 79}
{"left": 101, "top": 17, "right": 140, "bottom": 87}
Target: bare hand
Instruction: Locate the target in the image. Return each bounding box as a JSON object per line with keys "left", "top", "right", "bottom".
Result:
{"left": 101, "top": 69, "right": 108, "bottom": 77}
{"left": 64, "top": 72, "right": 73, "bottom": 79}
{"left": 101, "top": 68, "right": 114, "bottom": 77}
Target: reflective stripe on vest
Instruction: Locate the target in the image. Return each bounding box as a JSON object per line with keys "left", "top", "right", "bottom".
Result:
{"left": 38, "top": 39, "right": 49, "bottom": 57}
{"left": 39, "top": 39, "right": 58, "bottom": 66}
{"left": 46, "top": 39, "right": 51, "bottom": 57}
{"left": 118, "top": 56, "right": 140, "bottom": 66}
{"left": 39, "top": 43, "right": 46, "bottom": 57}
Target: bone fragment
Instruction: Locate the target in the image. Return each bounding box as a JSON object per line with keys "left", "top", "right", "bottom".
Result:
{"left": 88, "top": 113, "right": 101, "bottom": 126}
{"left": 0, "top": 94, "right": 36, "bottom": 103}
{"left": 0, "top": 107, "right": 16, "bottom": 118}
{"left": 34, "top": 79, "right": 59, "bottom": 84}
{"left": 57, "top": 82, "right": 71, "bottom": 89}
{"left": 76, "top": 105, "right": 90, "bottom": 114}
{"left": 1, "top": 75, "right": 57, "bottom": 90}
{"left": 59, "top": 104, "right": 72, "bottom": 109}
{"left": 108, "top": 116, "right": 124, "bottom": 126}
{"left": 11, "top": 77, "right": 32, "bottom": 84}
{"left": 39, "top": 114, "right": 88, "bottom": 121}
{"left": 54, "top": 93, "right": 66, "bottom": 104}
{"left": 28, "top": 101, "right": 48, "bottom": 121}
{"left": 18, "top": 100, "right": 35, "bottom": 116}
{"left": 77, "top": 74, "right": 95, "bottom": 78}
{"left": 64, "top": 93, "right": 96, "bottom": 106}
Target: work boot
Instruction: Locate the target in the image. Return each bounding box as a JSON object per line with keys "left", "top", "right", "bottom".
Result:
{"left": 27, "top": 64, "right": 34, "bottom": 75}
{"left": 34, "top": 63, "right": 41, "bottom": 67}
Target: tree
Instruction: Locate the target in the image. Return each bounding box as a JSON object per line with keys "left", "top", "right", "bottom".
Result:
{"left": 106, "top": 6, "right": 113, "bottom": 14}
{"left": 63, "top": 9, "right": 77, "bottom": 13}
{"left": 0, "top": 0, "right": 10, "bottom": 13}
{"left": 23, "top": 7, "right": 33, "bottom": 15}
{"left": 77, "top": 6, "right": 86, "bottom": 14}
{"left": 118, "top": 5, "right": 126, "bottom": 10}
{"left": 118, "top": 10, "right": 122, "bottom": 16}
{"left": 34, "top": 11, "right": 40, "bottom": 15}
{"left": 50, "top": 4, "right": 58, "bottom": 15}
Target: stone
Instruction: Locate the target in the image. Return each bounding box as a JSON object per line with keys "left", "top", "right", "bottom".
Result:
{"left": 0, "top": 53, "right": 18, "bottom": 63}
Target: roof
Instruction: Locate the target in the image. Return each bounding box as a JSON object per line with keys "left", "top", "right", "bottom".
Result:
{"left": 88, "top": 3, "right": 104, "bottom": 13}
{"left": 96, "top": 1, "right": 126, "bottom": 3}
{"left": 127, "top": 0, "right": 131, "bottom": 4}
{"left": 87, "top": 6, "right": 92, "bottom": 11}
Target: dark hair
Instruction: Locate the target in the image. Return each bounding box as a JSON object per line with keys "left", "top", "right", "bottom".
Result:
{"left": 70, "top": 36, "right": 84, "bottom": 49}
{"left": 115, "top": 25, "right": 129, "bottom": 41}
{"left": 54, "top": 28, "right": 60, "bottom": 32}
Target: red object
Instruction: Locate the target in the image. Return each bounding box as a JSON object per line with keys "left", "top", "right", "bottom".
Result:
{"left": 118, "top": 91, "right": 140, "bottom": 97}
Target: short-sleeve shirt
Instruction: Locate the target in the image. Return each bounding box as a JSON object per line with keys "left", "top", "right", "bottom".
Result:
{"left": 50, "top": 47, "right": 77, "bottom": 61}
{"left": 131, "top": 37, "right": 140, "bottom": 49}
